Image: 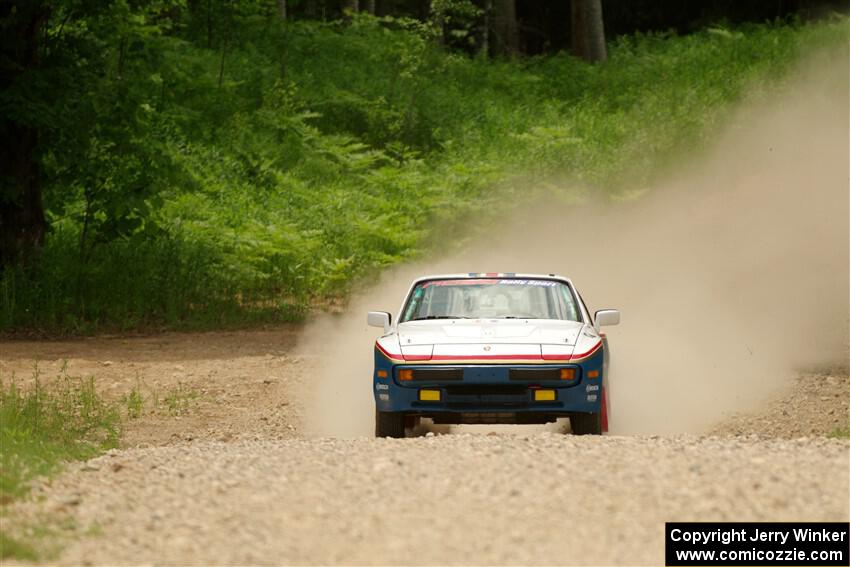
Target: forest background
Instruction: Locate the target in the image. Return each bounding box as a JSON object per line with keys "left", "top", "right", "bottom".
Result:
{"left": 1, "top": 0, "right": 847, "bottom": 332}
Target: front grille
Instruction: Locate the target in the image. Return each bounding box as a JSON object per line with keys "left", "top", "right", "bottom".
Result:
{"left": 444, "top": 384, "right": 529, "bottom": 408}
{"left": 509, "top": 368, "right": 561, "bottom": 381}
{"left": 410, "top": 368, "right": 463, "bottom": 381}
{"left": 446, "top": 384, "right": 526, "bottom": 395}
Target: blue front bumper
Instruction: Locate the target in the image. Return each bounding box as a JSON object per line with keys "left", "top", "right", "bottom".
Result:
{"left": 373, "top": 349, "right": 605, "bottom": 420}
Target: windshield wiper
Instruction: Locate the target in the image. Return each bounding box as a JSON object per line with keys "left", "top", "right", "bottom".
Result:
{"left": 410, "top": 315, "right": 470, "bottom": 321}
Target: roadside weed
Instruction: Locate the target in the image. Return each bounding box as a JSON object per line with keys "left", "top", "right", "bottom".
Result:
{"left": 123, "top": 383, "right": 145, "bottom": 419}
{"left": 0, "top": 367, "right": 120, "bottom": 559}
{"left": 158, "top": 383, "right": 199, "bottom": 416}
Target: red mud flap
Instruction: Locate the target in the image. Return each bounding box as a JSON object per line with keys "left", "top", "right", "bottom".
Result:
{"left": 601, "top": 385, "right": 609, "bottom": 433}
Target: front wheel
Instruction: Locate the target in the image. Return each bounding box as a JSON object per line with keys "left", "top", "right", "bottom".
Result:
{"left": 375, "top": 410, "right": 406, "bottom": 438}
{"left": 569, "top": 412, "right": 602, "bottom": 435}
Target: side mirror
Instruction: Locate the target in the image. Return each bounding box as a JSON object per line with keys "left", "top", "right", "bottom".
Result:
{"left": 594, "top": 309, "right": 620, "bottom": 332}
{"left": 367, "top": 311, "right": 392, "bottom": 333}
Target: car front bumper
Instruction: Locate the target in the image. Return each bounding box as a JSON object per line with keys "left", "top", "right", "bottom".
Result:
{"left": 373, "top": 350, "right": 606, "bottom": 420}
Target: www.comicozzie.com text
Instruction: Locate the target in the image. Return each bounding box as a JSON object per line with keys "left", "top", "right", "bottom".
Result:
{"left": 669, "top": 527, "right": 848, "bottom": 546}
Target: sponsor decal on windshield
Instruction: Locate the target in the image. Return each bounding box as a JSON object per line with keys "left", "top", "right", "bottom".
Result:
{"left": 423, "top": 279, "right": 499, "bottom": 287}
{"left": 423, "top": 279, "right": 556, "bottom": 287}
{"left": 497, "top": 279, "right": 557, "bottom": 286}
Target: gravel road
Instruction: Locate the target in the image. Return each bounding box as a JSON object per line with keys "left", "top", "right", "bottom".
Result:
{"left": 2, "top": 329, "right": 848, "bottom": 565}
{"left": 17, "top": 435, "right": 850, "bottom": 566}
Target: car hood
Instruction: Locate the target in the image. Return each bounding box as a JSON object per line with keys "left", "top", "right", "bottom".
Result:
{"left": 398, "top": 319, "right": 583, "bottom": 346}
{"left": 377, "top": 320, "right": 602, "bottom": 363}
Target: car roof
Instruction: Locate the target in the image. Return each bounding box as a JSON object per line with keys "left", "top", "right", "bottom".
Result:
{"left": 411, "top": 273, "right": 573, "bottom": 285}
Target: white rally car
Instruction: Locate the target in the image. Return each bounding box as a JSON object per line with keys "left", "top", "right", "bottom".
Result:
{"left": 368, "top": 273, "right": 619, "bottom": 437}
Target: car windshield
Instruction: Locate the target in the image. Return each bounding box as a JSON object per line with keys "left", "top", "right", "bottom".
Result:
{"left": 400, "top": 278, "right": 581, "bottom": 322}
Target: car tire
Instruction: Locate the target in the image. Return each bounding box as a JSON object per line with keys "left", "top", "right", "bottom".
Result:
{"left": 375, "top": 410, "right": 406, "bottom": 438}
{"left": 570, "top": 412, "right": 602, "bottom": 435}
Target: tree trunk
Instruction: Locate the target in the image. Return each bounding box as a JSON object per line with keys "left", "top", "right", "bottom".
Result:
{"left": 117, "top": 36, "right": 126, "bottom": 79}
{"left": 0, "top": 123, "right": 45, "bottom": 267}
{"left": 480, "top": 0, "right": 491, "bottom": 56}
{"left": 343, "top": 0, "right": 359, "bottom": 13}
{"left": 418, "top": 0, "right": 430, "bottom": 22}
{"left": 364, "top": 0, "right": 376, "bottom": 14}
{"left": 493, "top": 0, "right": 518, "bottom": 57}
{"left": 217, "top": 42, "right": 227, "bottom": 89}
{"left": 429, "top": 0, "right": 445, "bottom": 45}
{"left": 277, "top": 0, "right": 287, "bottom": 20}
{"left": 571, "top": 1, "right": 586, "bottom": 60}
{"left": 0, "top": 6, "right": 49, "bottom": 267}
{"left": 305, "top": 0, "right": 318, "bottom": 18}
{"left": 571, "top": 0, "right": 606, "bottom": 63}
{"left": 206, "top": 0, "right": 213, "bottom": 47}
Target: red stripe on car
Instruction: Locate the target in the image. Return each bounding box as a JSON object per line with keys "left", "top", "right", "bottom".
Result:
{"left": 377, "top": 340, "right": 602, "bottom": 363}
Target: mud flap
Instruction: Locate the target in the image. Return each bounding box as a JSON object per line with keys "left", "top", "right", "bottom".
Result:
{"left": 601, "top": 385, "right": 609, "bottom": 433}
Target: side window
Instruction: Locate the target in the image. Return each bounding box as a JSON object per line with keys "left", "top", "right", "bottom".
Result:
{"left": 556, "top": 285, "right": 576, "bottom": 321}
{"left": 577, "top": 291, "right": 592, "bottom": 325}
{"left": 403, "top": 285, "right": 425, "bottom": 321}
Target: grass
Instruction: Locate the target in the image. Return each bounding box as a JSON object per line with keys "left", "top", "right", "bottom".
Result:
{"left": 0, "top": 365, "right": 203, "bottom": 560}
{"left": 123, "top": 384, "right": 144, "bottom": 419}
{"left": 828, "top": 425, "right": 850, "bottom": 439}
{"left": 157, "top": 383, "right": 199, "bottom": 416}
{"left": 0, "top": 365, "right": 203, "bottom": 559}
{"left": 0, "top": 532, "right": 38, "bottom": 561}
{"left": 0, "top": 366, "right": 121, "bottom": 560}
{"left": 122, "top": 381, "right": 200, "bottom": 418}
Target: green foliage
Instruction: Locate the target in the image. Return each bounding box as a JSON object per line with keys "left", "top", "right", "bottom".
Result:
{"left": 428, "top": 0, "right": 483, "bottom": 48}
{"left": 1, "top": 12, "right": 847, "bottom": 331}
{"left": 120, "top": 380, "right": 200, "bottom": 418}
{"left": 0, "top": 366, "right": 121, "bottom": 501}
{"left": 828, "top": 424, "right": 850, "bottom": 439}
{"left": 123, "top": 385, "right": 144, "bottom": 419}
{"left": 157, "top": 383, "right": 198, "bottom": 416}
{"left": 0, "top": 531, "right": 39, "bottom": 561}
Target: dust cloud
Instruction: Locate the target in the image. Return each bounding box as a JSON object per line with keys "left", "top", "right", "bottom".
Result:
{"left": 297, "top": 48, "right": 849, "bottom": 436}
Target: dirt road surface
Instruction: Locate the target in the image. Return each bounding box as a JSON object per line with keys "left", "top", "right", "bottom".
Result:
{"left": 2, "top": 328, "right": 848, "bottom": 565}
